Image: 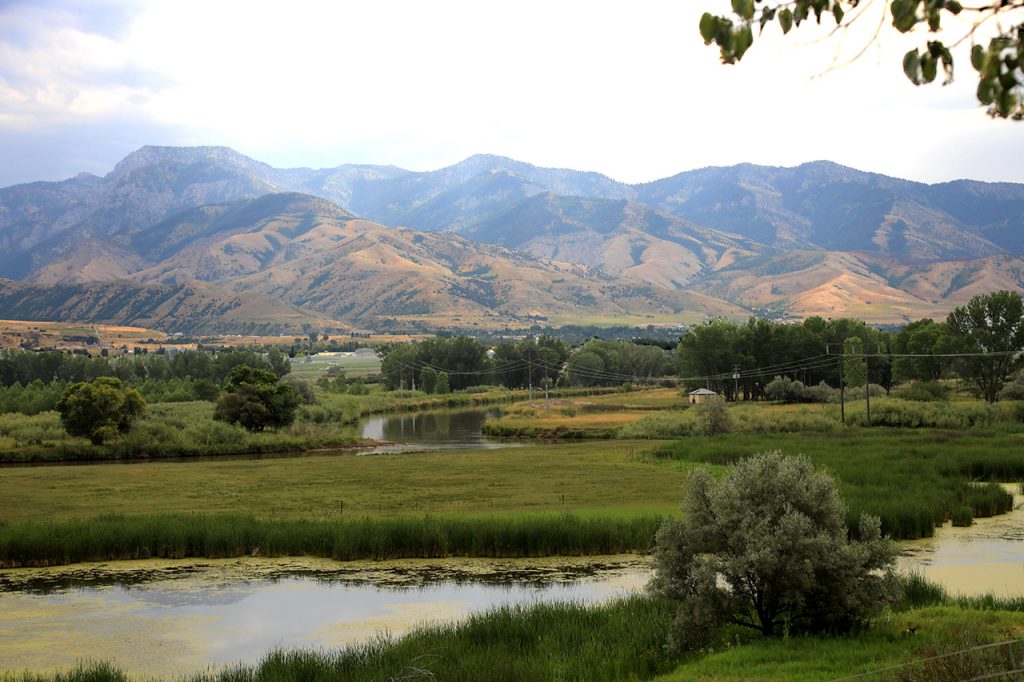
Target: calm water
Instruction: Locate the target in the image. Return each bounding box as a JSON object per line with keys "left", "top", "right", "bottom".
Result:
{"left": 0, "top": 556, "right": 647, "bottom": 677}
{"left": 1, "top": 492, "right": 1021, "bottom": 676}
{"left": 357, "top": 407, "right": 513, "bottom": 453}
{"left": 899, "top": 486, "right": 1024, "bottom": 597}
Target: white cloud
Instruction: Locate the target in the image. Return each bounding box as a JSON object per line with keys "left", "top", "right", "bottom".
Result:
{"left": 0, "top": 0, "right": 1021, "bottom": 184}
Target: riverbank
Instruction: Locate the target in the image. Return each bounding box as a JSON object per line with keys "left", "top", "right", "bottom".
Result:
{"left": 3, "top": 585, "right": 1023, "bottom": 682}
{"left": 0, "top": 386, "right": 624, "bottom": 464}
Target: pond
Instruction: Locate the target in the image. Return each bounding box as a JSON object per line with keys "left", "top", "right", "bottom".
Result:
{"left": 357, "top": 407, "right": 513, "bottom": 453}
{"left": 899, "top": 484, "right": 1024, "bottom": 597}
{"left": 0, "top": 555, "right": 647, "bottom": 678}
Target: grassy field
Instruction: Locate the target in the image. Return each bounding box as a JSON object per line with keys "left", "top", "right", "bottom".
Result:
{"left": 0, "top": 320, "right": 169, "bottom": 351}
{"left": 287, "top": 352, "right": 382, "bottom": 379}
{"left": 0, "top": 440, "right": 681, "bottom": 523}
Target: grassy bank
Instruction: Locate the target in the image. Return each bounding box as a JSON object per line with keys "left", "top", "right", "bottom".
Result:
{"left": 5, "top": 585, "right": 1024, "bottom": 682}
{"left": 0, "top": 513, "right": 662, "bottom": 568}
{"left": 646, "top": 430, "right": 1022, "bottom": 538}
{"left": 0, "top": 385, "right": 625, "bottom": 464}
{"left": 0, "top": 401, "right": 366, "bottom": 464}
{"left": 482, "top": 397, "right": 1024, "bottom": 440}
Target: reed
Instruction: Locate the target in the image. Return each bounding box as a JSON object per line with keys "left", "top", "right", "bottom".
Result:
{"left": 0, "top": 513, "right": 662, "bottom": 568}
{"left": 645, "top": 430, "right": 1019, "bottom": 540}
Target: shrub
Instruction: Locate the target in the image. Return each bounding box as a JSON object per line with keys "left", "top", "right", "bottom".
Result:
{"left": 695, "top": 398, "right": 732, "bottom": 436}
{"left": 650, "top": 452, "right": 899, "bottom": 650}
{"left": 894, "top": 381, "right": 951, "bottom": 402}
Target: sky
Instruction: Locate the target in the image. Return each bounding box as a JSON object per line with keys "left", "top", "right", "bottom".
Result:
{"left": 1, "top": 0, "right": 1022, "bottom": 188}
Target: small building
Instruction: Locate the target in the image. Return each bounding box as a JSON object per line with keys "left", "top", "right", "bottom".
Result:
{"left": 688, "top": 388, "right": 719, "bottom": 405}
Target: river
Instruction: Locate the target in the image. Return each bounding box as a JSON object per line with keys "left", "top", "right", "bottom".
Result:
{"left": 0, "top": 409, "right": 1021, "bottom": 676}
{"left": 0, "top": 556, "right": 647, "bottom": 677}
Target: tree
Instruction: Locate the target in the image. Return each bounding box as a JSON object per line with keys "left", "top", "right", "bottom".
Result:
{"left": 892, "top": 318, "right": 953, "bottom": 383}
{"left": 435, "top": 371, "right": 451, "bottom": 394}
{"left": 650, "top": 452, "right": 898, "bottom": 651}
{"left": 700, "top": 0, "right": 1024, "bottom": 119}
{"left": 214, "top": 365, "right": 300, "bottom": 432}
{"left": 420, "top": 366, "right": 438, "bottom": 394}
{"left": 946, "top": 290, "right": 1024, "bottom": 402}
{"left": 56, "top": 377, "right": 146, "bottom": 445}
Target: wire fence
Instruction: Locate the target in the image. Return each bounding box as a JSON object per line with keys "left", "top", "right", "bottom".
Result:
{"left": 831, "top": 638, "right": 1024, "bottom": 681}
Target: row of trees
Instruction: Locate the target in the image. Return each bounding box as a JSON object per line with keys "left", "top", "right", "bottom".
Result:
{"left": 0, "top": 348, "right": 291, "bottom": 387}
{"left": 678, "top": 291, "right": 1024, "bottom": 403}
{"left": 378, "top": 336, "right": 678, "bottom": 392}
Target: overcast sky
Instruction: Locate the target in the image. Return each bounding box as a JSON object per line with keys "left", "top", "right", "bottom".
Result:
{"left": 1, "top": 0, "right": 1022, "bottom": 188}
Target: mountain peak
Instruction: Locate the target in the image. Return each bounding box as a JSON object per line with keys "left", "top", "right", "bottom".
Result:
{"left": 108, "top": 145, "right": 274, "bottom": 182}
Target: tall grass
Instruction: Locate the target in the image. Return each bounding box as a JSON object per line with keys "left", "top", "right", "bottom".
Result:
{"left": 0, "top": 513, "right": 662, "bottom": 568}
{"left": 645, "top": 431, "right": 1021, "bottom": 540}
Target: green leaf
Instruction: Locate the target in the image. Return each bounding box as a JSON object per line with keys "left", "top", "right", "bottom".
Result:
{"left": 779, "top": 8, "right": 794, "bottom": 34}
{"left": 700, "top": 13, "right": 718, "bottom": 43}
{"left": 732, "top": 0, "right": 755, "bottom": 21}
{"left": 945, "top": 0, "right": 962, "bottom": 14}
{"left": 733, "top": 25, "right": 754, "bottom": 60}
{"left": 977, "top": 78, "right": 996, "bottom": 105}
{"left": 921, "top": 54, "right": 938, "bottom": 83}
{"left": 903, "top": 49, "right": 921, "bottom": 84}
{"left": 833, "top": 3, "right": 845, "bottom": 24}
{"left": 971, "top": 45, "right": 986, "bottom": 71}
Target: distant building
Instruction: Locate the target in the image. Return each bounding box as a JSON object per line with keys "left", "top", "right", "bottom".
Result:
{"left": 688, "top": 388, "right": 719, "bottom": 405}
{"left": 352, "top": 348, "right": 377, "bottom": 357}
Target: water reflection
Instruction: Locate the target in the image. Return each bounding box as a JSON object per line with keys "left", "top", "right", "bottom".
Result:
{"left": 358, "top": 407, "right": 513, "bottom": 453}
{"left": 900, "top": 487, "right": 1024, "bottom": 597}
{"left": 0, "top": 556, "right": 648, "bottom": 677}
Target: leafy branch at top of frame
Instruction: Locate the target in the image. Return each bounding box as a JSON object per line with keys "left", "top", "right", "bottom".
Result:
{"left": 699, "top": 0, "right": 1024, "bottom": 119}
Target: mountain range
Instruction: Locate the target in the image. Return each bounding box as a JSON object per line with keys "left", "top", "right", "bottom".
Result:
{"left": 0, "top": 145, "right": 1021, "bottom": 333}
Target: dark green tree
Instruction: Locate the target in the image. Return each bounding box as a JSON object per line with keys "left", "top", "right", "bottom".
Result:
{"left": 946, "top": 290, "right": 1024, "bottom": 402}
{"left": 214, "top": 365, "right": 300, "bottom": 432}
{"left": 56, "top": 377, "right": 147, "bottom": 445}
{"left": 651, "top": 452, "right": 898, "bottom": 651}
{"left": 420, "top": 366, "right": 438, "bottom": 394}
{"left": 892, "top": 318, "right": 953, "bottom": 382}
{"left": 699, "top": 0, "right": 1024, "bottom": 119}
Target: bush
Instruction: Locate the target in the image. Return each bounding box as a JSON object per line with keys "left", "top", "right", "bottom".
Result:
{"left": 894, "top": 381, "right": 951, "bottom": 402}
{"left": 695, "top": 398, "right": 732, "bottom": 436}
{"left": 650, "top": 452, "right": 899, "bottom": 650}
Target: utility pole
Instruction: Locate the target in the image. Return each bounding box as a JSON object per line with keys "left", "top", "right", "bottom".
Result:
{"left": 827, "top": 344, "right": 845, "bottom": 426}
{"left": 732, "top": 364, "right": 741, "bottom": 402}
{"left": 864, "top": 341, "right": 871, "bottom": 426}
{"left": 399, "top": 367, "right": 404, "bottom": 399}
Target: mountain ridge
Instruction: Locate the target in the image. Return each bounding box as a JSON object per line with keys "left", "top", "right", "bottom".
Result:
{"left": 0, "top": 145, "right": 1022, "bottom": 332}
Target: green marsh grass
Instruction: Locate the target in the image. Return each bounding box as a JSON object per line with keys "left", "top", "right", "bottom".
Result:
{"left": 0, "top": 513, "right": 662, "bottom": 567}
{"left": 646, "top": 430, "right": 1021, "bottom": 539}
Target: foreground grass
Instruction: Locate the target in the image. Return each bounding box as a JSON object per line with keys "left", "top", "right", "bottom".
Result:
{"left": 4, "top": 591, "right": 1024, "bottom": 682}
